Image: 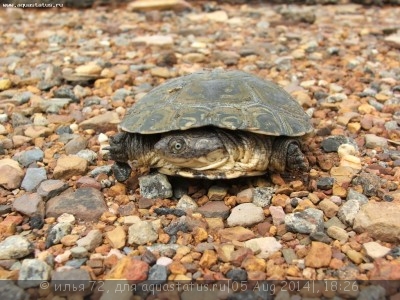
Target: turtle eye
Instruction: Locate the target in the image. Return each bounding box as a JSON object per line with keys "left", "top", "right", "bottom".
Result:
{"left": 169, "top": 138, "right": 185, "bottom": 153}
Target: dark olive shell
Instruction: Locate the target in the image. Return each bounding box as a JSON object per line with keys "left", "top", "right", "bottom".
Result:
{"left": 120, "top": 70, "right": 313, "bottom": 136}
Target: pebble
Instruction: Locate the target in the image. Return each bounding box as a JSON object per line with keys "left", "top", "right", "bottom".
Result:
{"left": 36, "top": 179, "right": 69, "bottom": 200}
{"left": 243, "top": 237, "right": 282, "bottom": 259}
{"left": 79, "top": 111, "right": 120, "bottom": 132}
{"left": 163, "top": 216, "right": 189, "bottom": 235}
{"left": 0, "top": 236, "right": 33, "bottom": 259}
{"left": 105, "top": 226, "right": 126, "bottom": 249}
{"left": 12, "top": 193, "right": 44, "bottom": 217}
{"left": 316, "top": 177, "right": 334, "bottom": 190}
{"left": 364, "top": 134, "right": 388, "bottom": 149}
{"left": 0, "top": 158, "right": 24, "bottom": 190}
{"left": 45, "top": 222, "right": 72, "bottom": 248}
{"left": 321, "top": 136, "right": 353, "bottom": 152}
{"left": 227, "top": 203, "right": 265, "bottom": 227}
{"left": 197, "top": 201, "right": 230, "bottom": 219}
{"left": 252, "top": 187, "right": 274, "bottom": 207}
{"left": 76, "top": 149, "right": 97, "bottom": 164}
{"left": 13, "top": 148, "right": 44, "bottom": 167}
{"left": 285, "top": 208, "right": 324, "bottom": 234}
{"left": 64, "top": 136, "right": 88, "bottom": 155}
{"left": 128, "top": 221, "right": 158, "bottom": 245}
{"left": 53, "top": 155, "right": 88, "bottom": 179}
{"left": 352, "top": 171, "right": 380, "bottom": 197}
{"left": 269, "top": 206, "right": 286, "bottom": 226}
{"left": 353, "top": 202, "right": 400, "bottom": 243}
{"left": 226, "top": 268, "right": 247, "bottom": 281}
{"left": 106, "top": 257, "right": 149, "bottom": 281}
{"left": 207, "top": 185, "right": 228, "bottom": 201}
{"left": 156, "top": 256, "right": 173, "bottom": 266}
{"left": 363, "top": 242, "right": 391, "bottom": 259}
{"left": 21, "top": 167, "right": 47, "bottom": 191}
{"left": 326, "top": 226, "right": 349, "bottom": 243}
{"left": 76, "top": 229, "right": 103, "bottom": 251}
{"left": 338, "top": 200, "right": 360, "bottom": 226}
{"left": 0, "top": 281, "right": 29, "bottom": 300}
{"left": 70, "top": 246, "right": 89, "bottom": 258}
{"left": 318, "top": 199, "right": 339, "bottom": 218}
{"left": 176, "top": 195, "right": 198, "bottom": 212}
{"left": 305, "top": 242, "right": 332, "bottom": 268}
{"left": 218, "top": 227, "right": 255, "bottom": 242}
{"left": 18, "top": 259, "right": 51, "bottom": 288}
{"left": 46, "top": 187, "right": 107, "bottom": 221}
{"left": 148, "top": 264, "right": 168, "bottom": 283}
{"left": 51, "top": 269, "right": 91, "bottom": 294}
{"left": 138, "top": 173, "right": 173, "bottom": 199}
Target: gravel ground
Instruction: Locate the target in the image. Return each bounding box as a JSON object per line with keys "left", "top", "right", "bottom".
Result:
{"left": 0, "top": 1, "right": 400, "bottom": 299}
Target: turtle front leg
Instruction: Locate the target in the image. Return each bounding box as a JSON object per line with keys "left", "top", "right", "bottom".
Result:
{"left": 105, "top": 132, "right": 132, "bottom": 182}
{"left": 269, "top": 138, "right": 309, "bottom": 173}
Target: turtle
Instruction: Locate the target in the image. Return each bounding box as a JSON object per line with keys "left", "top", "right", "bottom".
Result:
{"left": 106, "top": 69, "right": 313, "bottom": 181}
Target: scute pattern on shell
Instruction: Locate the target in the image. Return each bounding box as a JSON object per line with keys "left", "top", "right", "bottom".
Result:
{"left": 120, "top": 70, "right": 313, "bottom": 136}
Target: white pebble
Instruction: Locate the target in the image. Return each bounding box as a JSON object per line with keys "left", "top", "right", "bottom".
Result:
{"left": 55, "top": 250, "right": 71, "bottom": 263}
{"left": 70, "top": 123, "right": 79, "bottom": 132}
{"left": 115, "top": 106, "right": 126, "bottom": 116}
{"left": 57, "top": 213, "right": 76, "bottom": 224}
{"left": 98, "top": 133, "right": 108, "bottom": 143}
{"left": 156, "top": 256, "right": 173, "bottom": 266}
{"left": 337, "top": 144, "right": 356, "bottom": 158}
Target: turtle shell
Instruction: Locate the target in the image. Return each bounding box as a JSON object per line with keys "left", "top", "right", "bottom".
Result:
{"left": 120, "top": 70, "right": 313, "bottom": 136}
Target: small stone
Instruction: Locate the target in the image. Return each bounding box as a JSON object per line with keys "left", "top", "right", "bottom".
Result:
{"left": 321, "top": 136, "right": 353, "bottom": 152}
{"left": 128, "top": 221, "right": 158, "bottom": 245}
{"left": 216, "top": 244, "right": 235, "bottom": 263}
{"left": 70, "top": 246, "right": 89, "bottom": 258}
{"left": 12, "top": 193, "right": 44, "bottom": 217}
{"left": 51, "top": 269, "right": 91, "bottom": 294}
{"left": 76, "top": 229, "right": 103, "bottom": 251}
{"left": 107, "top": 257, "right": 149, "bottom": 281}
{"left": 227, "top": 203, "right": 265, "bottom": 227}
{"left": 79, "top": 111, "right": 120, "bottom": 132}
{"left": 326, "top": 226, "right": 349, "bottom": 243}
{"left": 253, "top": 187, "right": 274, "bottom": 207}
{"left": 330, "top": 166, "right": 358, "bottom": 185}
{"left": 14, "top": 148, "right": 44, "bottom": 167}
{"left": 346, "top": 189, "right": 368, "bottom": 205}
{"left": 316, "top": 177, "right": 334, "bottom": 190}
{"left": 64, "top": 136, "right": 88, "bottom": 155}
{"left": 21, "top": 167, "right": 47, "bottom": 191}
{"left": 0, "top": 236, "right": 33, "bottom": 259}
{"left": 346, "top": 249, "right": 364, "bottom": 264}
{"left": 242, "top": 256, "right": 266, "bottom": 273}
{"left": 207, "top": 185, "right": 228, "bottom": 201}
{"left": 269, "top": 206, "right": 285, "bottom": 226}
{"left": 353, "top": 202, "right": 400, "bottom": 243}
{"left": 363, "top": 242, "right": 391, "bottom": 259}
{"left": 139, "top": 173, "right": 172, "bottom": 199}
{"left": 309, "top": 231, "right": 332, "bottom": 244}
{"left": 218, "top": 227, "right": 255, "bottom": 242}
{"left": 57, "top": 213, "right": 75, "bottom": 224}
{"left": 318, "top": 199, "right": 339, "bottom": 218}
{"left": 197, "top": 201, "right": 230, "bottom": 219}
{"left": 176, "top": 195, "right": 198, "bottom": 212}
{"left": 75, "top": 63, "right": 102, "bottom": 76}
{"left": 199, "top": 249, "right": 218, "bottom": 269}
{"left": 105, "top": 226, "right": 126, "bottom": 249}
{"left": 305, "top": 242, "right": 332, "bottom": 268}
{"left": 352, "top": 171, "right": 380, "bottom": 197}
{"left": 53, "top": 155, "right": 88, "bottom": 179}
{"left": 244, "top": 237, "right": 282, "bottom": 259}
{"left": 0, "top": 78, "right": 12, "bottom": 91}
{"left": 76, "top": 176, "right": 102, "bottom": 190}
{"left": 357, "top": 285, "right": 386, "bottom": 300}
{"left": 46, "top": 187, "right": 107, "bottom": 221}
{"left": 131, "top": 35, "right": 174, "bottom": 47}
{"left": 18, "top": 259, "right": 51, "bottom": 288}
{"left": 37, "top": 180, "right": 69, "bottom": 200}
{"left": 282, "top": 248, "right": 297, "bottom": 264}
{"left": 385, "top": 34, "right": 400, "bottom": 49}
{"left": 148, "top": 264, "right": 168, "bottom": 283}
{"left": 0, "top": 159, "right": 24, "bottom": 190}
{"left": 365, "top": 134, "right": 388, "bottom": 149}
{"left": 338, "top": 200, "right": 360, "bottom": 226}
{"left": 205, "top": 10, "right": 228, "bottom": 22}
{"left": 285, "top": 208, "right": 324, "bottom": 234}
{"left": 169, "top": 261, "right": 187, "bottom": 275}
{"left": 226, "top": 269, "right": 247, "bottom": 281}
{"left": 340, "top": 155, "right": 362, "bottom": 170}
{"left": 0, "top": 281, "right": 29, "bottom": 300}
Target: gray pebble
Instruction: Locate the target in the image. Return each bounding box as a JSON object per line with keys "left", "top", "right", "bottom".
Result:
{"left": 176, "top": 195, "right": 198, "bottom": 212}
{"left": 365, "top": 134, "right": 388, "bottom": 149}
{"left": 338, "top": 200, "right": 360, "bottom": 226}
{"left": 0, "top": 281, "right": 29, "bottom": 300}
{"left": 76, "top": 149, "right": 97, "bottom": 164}
{"left": 12, "top": 193, "right": 44, "bottom": 217}
{"left": 46, "top": 222, "right": 72, "bottom": 248}
{"left": 324, "top": 216, "right": 346, "bottom": 229}
{"left": 346, "top": 189, "right": 368, "bottom": 205}
{"left": 128, "top": 221, "right": 158, "bottom": 245}
{"left": 18, "top": 259, "right": 51, "bottom": 288}
{"left": 285, "top": 208, "right": 324, "bottom": 234}
{"left": 316, "top": 177, "right": 334, "bottom": 190}
{"left": 37, "top": 179, "right": 69, "bottom": 201}
{"left": 65, "top": 258, "right": 87, "bottom": 268}
{"left": 0, "top": 236, "right": 34, "bottom": 259}
{"left": 226, "top": 269, "right": 247, "bottom": 281}
{"left": 356, "top": 285, "right": 386, "bottom": 300}
{"left": 253, "top": 186, "right": 274, "bottom": 207}
{"left": 163, "top": 216, "right": 189, "bottom": 235}
{"left": 227, "top": 203, "right": 265, "bottom": 227}
{"left": 70, "top": 246, "right": 89, "bottom": 258}
{"left": 65, "top": 136, "right": 88, "bottom": 155}
{"left": 112, "top": 88, "right": 132, "bottom": 101}
{"left": 139, "top": 173, "right": 173, "bottom": 199}
{"left": 14, "top": 148, "right": 44, "bottom": 167}
{"left": 321, "top": 135, "right": 355, "bottom": 152}
{"left": 21, "top": 167, "right": 47, "bottom": 191}
{"left": 148, "top": 264, "right": 168, "bottom": 283}
{"left": 76, "top": 229, "right": 103, "bottom": 251}
{"left": 89, "top": 165, "right": 112, "bottom": 177}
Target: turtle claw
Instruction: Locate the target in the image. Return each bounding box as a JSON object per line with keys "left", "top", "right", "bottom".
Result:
{"left": 111, "top": 162, "right": 132, "bottom": 182}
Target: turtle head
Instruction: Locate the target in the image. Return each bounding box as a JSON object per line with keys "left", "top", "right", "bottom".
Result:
{"left": 154, "top": 129, "right": 228, "bottom": 170}
{"left": 269, "top": 138, "right": 309, "bottom": 173}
